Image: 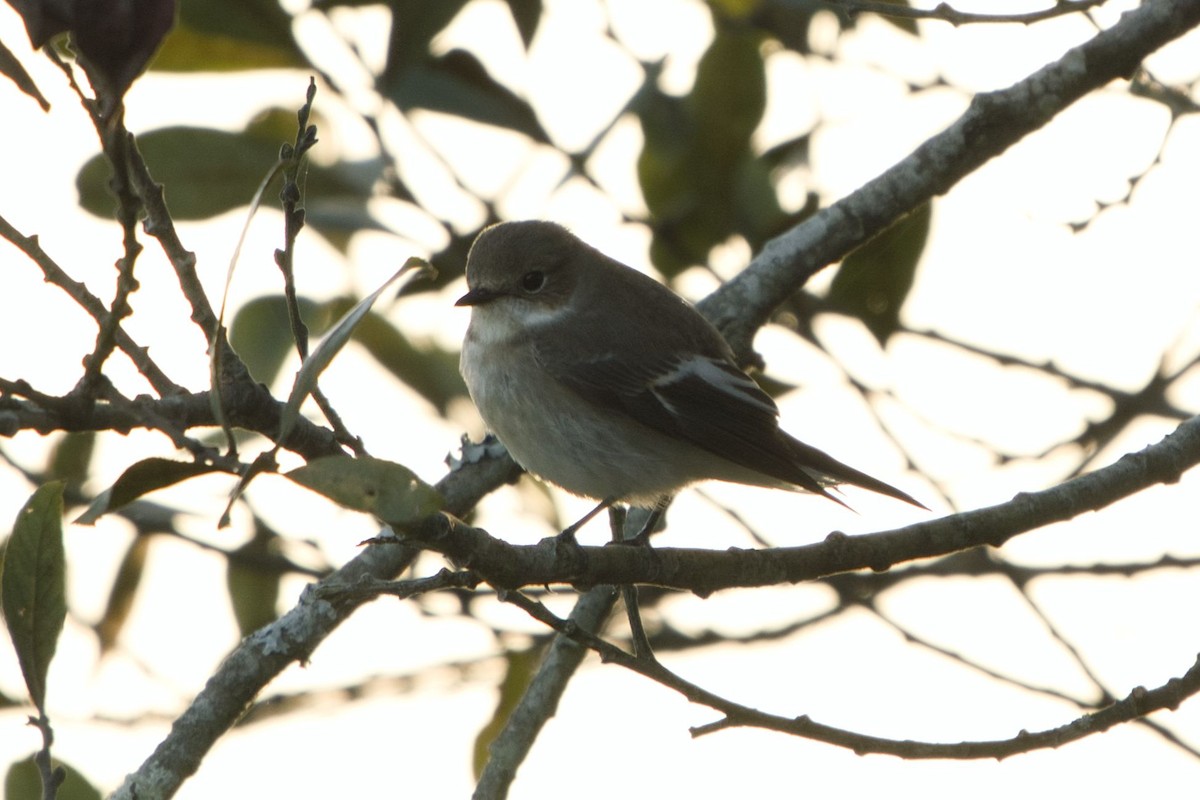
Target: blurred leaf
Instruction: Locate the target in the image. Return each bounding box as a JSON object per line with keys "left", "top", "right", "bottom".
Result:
{"left": 429, "top": 224, "right": 493, "bottom": 291}
{"left": 1, "top": 482, "right": 66, "bottom": 713}
{"left": 639, "top": 27, "right": 770, "bottom": 275}
{"left": 636, "top": 85, "right": 695, "bottom": 221}
{"left": 0, "top": 37, "right": 50, "bottom": 110}
{"left": 151, "top": 0, "right": 306, "bottom": 71}
{"left": 94, "top": 535, "right": 150, "bottom": 655}
{"left": 76, "top": 459, "right": 223, "bottom": 525}
{"left": 47, "top": 432, "right": 96, "bottom": 489}
{"left": 473, "top": 645, "right": 542, "bottom": 779}
{"left": 751, "top": 0, "right": 819, "bottom": 54}
{"left": 383, "top": 0, "right": 471, "bottom": 74}
{"left": 689, "top": 27, "right": 766, "bottom": 169}
{"left": 504, "top": 0, "right": 542, "bottom": 48}
{"left": 287, "top": 455, "right": 443, "bottom": 528}
{"left": 872, "top": 0, "right": 918, "bottom": 35}
{"left": 226, "top": 518, "right": 281, "bottom": 637}
{"left": 5, "top": 754, "right": 101, "bottom": 800}
{"left": 77, "top": 114, "right": 386, "bottom": 241}
{"left": 230, "top": 295, "right": 325, "bottom": 387}
{"left": 761, "top": 132, "right": 810, "bottom": 171}
{"left": 78, "top": 126, "right": 280, "bottom": 220}
{"left": 276, "top": 258, "right": 434, "bottom": 447}
{"left": 828, "top": 201, "right": 931, "bottom": 346}
{"left": 710, "top": 0, "right": 761, "bottom": 21}
{"left": 389, "top": 49, "right": 550, "bottom": 144}
{"left": 733, "top": 153, "right": 786, "bottom": 240}
{"left": 351, "top": 309, "right": 468, "bottom": 413}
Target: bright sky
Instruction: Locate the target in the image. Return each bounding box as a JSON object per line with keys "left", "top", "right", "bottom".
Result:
{"left": 1, "top": 0, "right": 1200, "bottom": 797}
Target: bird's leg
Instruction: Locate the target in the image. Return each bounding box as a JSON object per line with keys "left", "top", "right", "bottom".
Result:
{"left": 608, "top": 506, "right": 655, "bottom": 660}
{"left": 557, "top": 496, "right": 616, "bottom": 544}
{"left": 627, "top": 496, "right": 670, "bottom": 547}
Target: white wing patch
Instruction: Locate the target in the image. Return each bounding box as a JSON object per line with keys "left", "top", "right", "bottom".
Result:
{"left": 650, "top": 355, "right": 777, "bottom": 417}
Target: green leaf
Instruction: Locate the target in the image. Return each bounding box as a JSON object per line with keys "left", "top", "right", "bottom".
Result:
{"left": 276, "top": 258, "right": 433, "bottom": 448}
{"left": 94, "top": 535, "right": 150, "bottom": 655}
{"left": 389, "top": 50, "right": 550, "bottom": 144}
{"left": 229, "top": 295, "right": 325, "bottom": 387}
{"left": 638, "top": 29, "right": 770, "bottom": 274}
{"left": 78, "top": 126, "right": 278, "bottom": 220}
{"left": 47, "top": 431, "right": 96, "bottom": 488}
{"left": 383, "top": 0, "right": 472, "bottom": 74}
{"left": 689, "top": 28, "right": 766, "bottom": 169}
{"left": 872, "top": 0, "right": 919, "bottom": 35}
{"left": 150, "top": 0, "right": 307, "bottom": 71}
{"left": 473, "top": 646, "right": 542, "bottom": 779}
{"left": 76, "top": 459, "right": 224, "bottom": 525}
{"left": 226, "top": 518, "right": 281, "bottom": 637}
{"left": 77, "top": 115, "right": 386, "bottom": 237}
{"left": 828, "top": 202, "right": 931, "bottom": 346}
{"left": 5, "top": 754, "right": 102, "bottom": 800}
{"left": 1, "top": 482, "right": 67, "bottom": 713}
{"left": 351, "top": 310, "right": 468, "bottom": 413}
{"left": 287, "top": 455, "right": 443, "bottom": 528}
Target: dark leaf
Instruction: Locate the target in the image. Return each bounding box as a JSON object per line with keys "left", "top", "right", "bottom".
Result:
{"left": 689, "top": 28, "right": 766, "bottom": 161}
{"left": 72, "top": 0, "right": 176, "bottom": 101}
{"left": 761, "top": 132, "right": 810, "bottom": 172}
{"left": 751, "top": 0, "right": 818, "bottom": 55}
{"left": 47, "top": 431, "right": 96, "bottom": 488}
{"left": 226, "top": 518, "right": 281, "bottom": 637}
{"left": 638, "top": 29, "right": 769, "bottom": 274}
{"left": 276, "top": 259, "right": 433, "bottom": 448}
{"left": 473, "top": 646, "right": 542, "bottom": 779}
{"left": 504, "top": 0, "right": 542, "bottom": 48}
{"left": 229, "top": 295, "right": 325, "bottom": 387}
{"left": 828, "top": 201, "right": 931, "bottom": 346}
{"left": 1, "top": 481, "right": 67, "bottom": 713}
{"left": 390, "top": 49, "right": 550, "bottom": 144}
{"left": 94, "top": 535, "right": 150, "bottom": 654}
{"left": 5, "top": 754, "right": 102, "bottom": 800}
{"left": 428, "top": 224, "right": 492, "bottom": 291}
{"left": 287, "top": 455, "right": 443, "bottom": 528}
{"left": 351, "top": 309, "right": 468, "bottom": 413}
{"left": 383, "top": 0, "right": 472, "bottom": 75}
{"left": 873, "top": 0, "right": 919, "bottom": 35}
{"left": 76, "top": 459, "right": 224, "bottom": 524}
{"left": 0, "top": 36, "right": 50, "bottom": 109}
{"left": 150, "top": 0, "right": 305, "bottom": 71}
{"left": 77, "top": 115, "right": 385, "bottom": 242}
{"left": 5, "top": 0, "right": 72, "bottom": 47}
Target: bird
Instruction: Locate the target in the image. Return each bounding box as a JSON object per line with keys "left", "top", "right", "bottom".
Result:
{"left": 456, "top": 220, "right": 923, "bottom": 540}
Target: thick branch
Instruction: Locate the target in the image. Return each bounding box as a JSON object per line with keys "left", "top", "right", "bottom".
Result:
{"left": 404, "top": 414, "right": 1200, "bottom": 594}
{"left": 500, "top": 589, "right": 1200, "bottom": 759}
{"left": 702, "top": 0, "right": 1200, "bottom": 353}
{"left": 108, "top": 451, "right": 519, "bottom": 800}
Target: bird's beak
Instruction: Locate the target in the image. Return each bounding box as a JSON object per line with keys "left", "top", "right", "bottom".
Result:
{"left": 455, "top": 287, "right": 501, "bottom": 307}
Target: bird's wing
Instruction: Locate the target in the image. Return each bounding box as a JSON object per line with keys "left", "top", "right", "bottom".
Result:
{"left": 534, "top": 340, "right": 925, "bottom": 507}
{"left": 535, "top": 341, "right": 833, "bottom": 496}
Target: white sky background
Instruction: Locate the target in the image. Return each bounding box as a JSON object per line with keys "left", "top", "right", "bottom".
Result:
{"left": 1, "top": 0, "right": 1200, "bottom": 797}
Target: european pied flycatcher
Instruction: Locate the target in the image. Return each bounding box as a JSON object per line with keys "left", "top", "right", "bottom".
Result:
{"left": 457, "top": 221, "right": 922, "bottom": 535}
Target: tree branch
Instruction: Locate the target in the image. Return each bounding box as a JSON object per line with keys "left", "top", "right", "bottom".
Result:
{"left": 702, "top": 0, "right": 1200, "bottom": 354}
{"left": 108, "top": 449, "right": 519, "bottom": 800}
{"left": 402, "top": 414, "right": 1200, "bottom": 594}
{"left": 498, "top": 586, "right": 1200, "bottom": 759}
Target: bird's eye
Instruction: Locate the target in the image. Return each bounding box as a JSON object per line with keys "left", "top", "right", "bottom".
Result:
{"left": 520, "top": 270, "right": 546, "bottom": 293}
